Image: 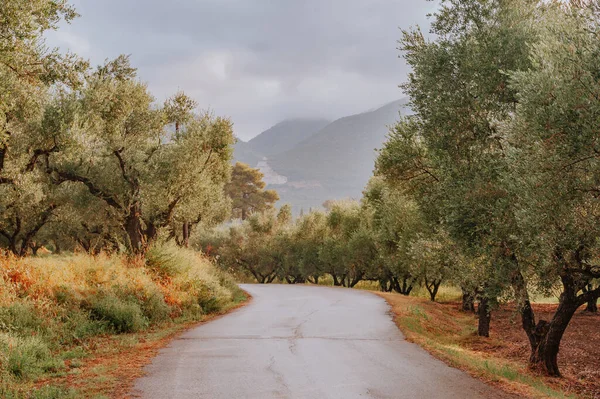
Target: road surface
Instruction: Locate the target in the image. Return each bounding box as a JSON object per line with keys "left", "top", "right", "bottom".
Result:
{"left": 131, "top": 284, "right": 514, "bottom": 399}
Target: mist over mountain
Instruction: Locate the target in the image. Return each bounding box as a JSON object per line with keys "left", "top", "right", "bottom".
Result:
{"left": 234, "top": 119, "right": 330, "bottom": 166}
{"left": 233, "top": 99, "right": 411, "bottom": 213}
{"left": 249, "top": 119, "right": 332, "bottom": 156}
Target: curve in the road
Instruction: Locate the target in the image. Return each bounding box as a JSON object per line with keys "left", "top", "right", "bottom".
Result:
{"left": 131, "top": 284, "right": 516, "bottom": 399}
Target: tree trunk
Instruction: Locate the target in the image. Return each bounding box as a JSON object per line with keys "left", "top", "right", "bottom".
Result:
{"left": 266, "top": 272, "right": 277, "bottom": 284}
{"left": 379, "top": 278, "right": 392, "bottom": 292}
{"left": 585, "top": 296, "right": 598, "bottom": 313}
{"left": 532, "top": 274, "right": 582, "bottom": 376}
{"left": 126, "top": 203, "right": 145, "bottom": 254}
{"left": 425, "top": 278, "right": 441, "bottom": 302}
{"left": 348, "top": 272, "right": 363, "bottom": 288}
{"left": 583, "top": 284, "right": 598, "bottom": 313}
{"left": 182, "top": 222, "right": 190, "bottom": 248}
{"left": 332, "top": 273, "right": 344, "bottom": 286}
{"left": 393, "top": 276, "right": 413, "bottom": 296}
{"left": 182, "top": 222, "right": 190, "bottom": 247}
{"left": 461, "top": 288, "right": 476, "bottom": 312}
{"left": 511, "top": 269, "right": 545, "bottom": 360}
{"left": 478, "top": 296, "right": 491, "bottom": 337}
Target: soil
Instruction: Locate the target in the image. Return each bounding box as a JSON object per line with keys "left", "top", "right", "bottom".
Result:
{"left": 439, "top": 302, "right": 600, "bottom": 399}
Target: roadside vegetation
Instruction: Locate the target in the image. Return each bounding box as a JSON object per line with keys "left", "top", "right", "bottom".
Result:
{"left": 0, "top": 245, "right": 245, "bottom": 397}
{"left": 200, "top": 1, "right": 600, "bottom": 397}
{"left": 0, "top": 2, "right": 247, "bottom": 397}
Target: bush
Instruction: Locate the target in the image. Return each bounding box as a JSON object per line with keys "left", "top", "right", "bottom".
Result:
{"left": 88, "top": 295, "right": 148, "bottom": 334}
{"left": 53, "top": 286, "right": 82, "bottom": 307}
{"left": 0, "top": 249, "right": 242, "bottom": 395}
{"left": 140, "top": 291, "right": 171, "bottom": 323}
{"left": 197, "top": 286, "right": 222, "bottom": 314}
{"left": 60, "top": 309, "right": 108, "bottom": 344}
{"left": 146, "top": 244, "right": 192, "bottom": 278}
{"left": 0, "top": 333, "right": 55, "bottom": 379}
{"left": 0, "top": 303, "right": 46, "bottom": 336}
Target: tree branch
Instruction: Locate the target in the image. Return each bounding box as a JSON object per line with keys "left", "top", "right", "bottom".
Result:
{"left": 578, "top": 285, "right": 600, "bottom": 306}
{"left": 18, "top": 204, "right": 57, "bottom": 256}
{"left": 48, "top": 167, "right": 123, "bottom": 210}
{"left": 25, "top": 145, "right": 58, "bottom": 172}
{"left": 113, "top": 148, "right": 136, "bottom": 189}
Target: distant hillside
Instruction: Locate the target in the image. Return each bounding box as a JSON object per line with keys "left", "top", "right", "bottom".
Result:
{"left": 247, "top": 118, "right": 331, "bottom": 157}
{"left": 233, "top": 118, "right": 330, "bottom": 166}
{"left": 268, "top": 99, "right": 411, "bottom": 210}
{"left": 232, "top": 99, "right": 411, "bottom": 213}
{"left": 233, "top": 140, "right": 263, "bottom": 167}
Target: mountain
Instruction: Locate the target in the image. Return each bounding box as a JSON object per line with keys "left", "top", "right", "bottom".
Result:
{"left": 247, "top": 118, "right": 331, "bottom": 157}
{"left": 233, "top": 140, "right": 263, "bottom": 167}
{"left": 267, "top": 99, "right": 411, "bottom": 210}
{"left": 233, "top": 118, "right": 330, "bottom": 166}
{"left": 232, "top": 99, "right": 411, "bottom": 213}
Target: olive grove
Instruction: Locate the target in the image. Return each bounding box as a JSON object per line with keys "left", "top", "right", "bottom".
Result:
{"left": 203, "top": 0, "right": 600, "bottom": 377}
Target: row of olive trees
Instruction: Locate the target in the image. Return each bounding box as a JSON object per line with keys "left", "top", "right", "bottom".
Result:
{"left": 0, "top": 0, "right": 234, "bottom": 255}
{"left": 376, "top": 0, "right": 600, "bottom": 377}
{"left": 200, "top": 192, "right": 465, "bottom": 301}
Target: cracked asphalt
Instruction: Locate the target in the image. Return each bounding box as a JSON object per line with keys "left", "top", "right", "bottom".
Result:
{"left": 131, "top": 284, "right": 516, "bottom": 399}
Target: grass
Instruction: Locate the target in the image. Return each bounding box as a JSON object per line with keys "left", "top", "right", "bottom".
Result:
{"left": 0, "top": 243, "right": 247, "bottom": 398}
{"left": 377, "top": 292, "right": 577, "bottom": 399}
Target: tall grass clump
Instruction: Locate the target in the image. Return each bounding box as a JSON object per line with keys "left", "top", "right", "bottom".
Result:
{"left": 0, "top": 245, "right": 244, "bottom": 395}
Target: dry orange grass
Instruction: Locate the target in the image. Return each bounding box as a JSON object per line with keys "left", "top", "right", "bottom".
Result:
{"left": 0, "top": 245, "right": 245, "bottom": 398}
{"left": 0, "top": 246, "right": 237, "bottom": 311}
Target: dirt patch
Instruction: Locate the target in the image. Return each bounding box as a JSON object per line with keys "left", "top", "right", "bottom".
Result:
{"left": 487, "top": 304, "right": 600, "bottom": 399}
{"left": 377, "top": 292, "right": 600, "bottom": 399}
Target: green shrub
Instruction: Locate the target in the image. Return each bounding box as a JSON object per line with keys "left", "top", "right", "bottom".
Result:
{"left": 66, "top": 310, "right": 108, "bottom": 342}
{"left": 140, "top": 292, "right": 171, "bottom": 323}
{"left": 88, "top": 295, "right": 148, "bottom": 334}
{"left": 146, "top": 244, "right": 192, "bottom": 278}
{"left": 197, "top": 286, "right": 222, "bottom": 314}
{"left": 30, "top": 385, "right": 79, "bottom": 399}
{"left": 53, "top": 286, "right": 82, "bottom": 307}
{"left": 0, "top": 303, "right": 46, "bottom": 335}
{"left": 0, "top": 334, "right": 55, "bottom": 379}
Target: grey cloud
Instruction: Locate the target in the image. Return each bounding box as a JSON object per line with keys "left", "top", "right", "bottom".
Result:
{"left": 48, "top": 0, "right": 437, "bottom": 140}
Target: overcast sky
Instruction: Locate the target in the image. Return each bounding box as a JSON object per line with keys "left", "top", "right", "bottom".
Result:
{"left": 46, "top": 0, "right": 437, "bottom": 141}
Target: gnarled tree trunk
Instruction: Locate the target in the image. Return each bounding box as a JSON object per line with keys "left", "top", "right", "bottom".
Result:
{"left": 126, "top": 202, "right": 146, "bottom": 254}
{"left": 583, "top": 284, "right": 598, "bottom": 313}
{"left": 425, "top": 277, "right": 442, "bottom": 302}
{"left": 478, "top": 296, "right": 491, "bottom": 337}
{"left": 461, "top": 287, "right": 476, "bottom": 312}
{"left": 531, "top": 274, "right": 584, "bottom": 376}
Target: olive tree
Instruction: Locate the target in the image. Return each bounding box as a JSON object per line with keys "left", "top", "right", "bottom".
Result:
{"left": 504, "top": 2, "right": 600, "bottom": 375}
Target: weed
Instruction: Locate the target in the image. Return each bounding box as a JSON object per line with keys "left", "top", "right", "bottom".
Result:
{"left": 0, "top": 333, "right": 55, "bottom": 379}
{"left": 88, "top": 294, "right": 149, "bottom": 334}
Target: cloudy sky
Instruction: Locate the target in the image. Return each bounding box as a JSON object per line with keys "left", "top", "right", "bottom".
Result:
{"left": 46, "top": 0, "right": 436, "bottom": 141}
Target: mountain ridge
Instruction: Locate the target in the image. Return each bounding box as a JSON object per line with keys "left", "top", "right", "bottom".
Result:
{"left": 233, "top": 98, "right": 411, "bottom": 212}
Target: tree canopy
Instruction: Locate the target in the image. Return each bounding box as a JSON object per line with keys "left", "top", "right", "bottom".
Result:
{"left": 226, "top": 162, "right": 279, "bottom": 220}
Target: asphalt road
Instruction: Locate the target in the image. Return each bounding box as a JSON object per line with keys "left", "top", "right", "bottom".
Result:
{"left": 131, "top": 284, "right": 515, "bottom": 399}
